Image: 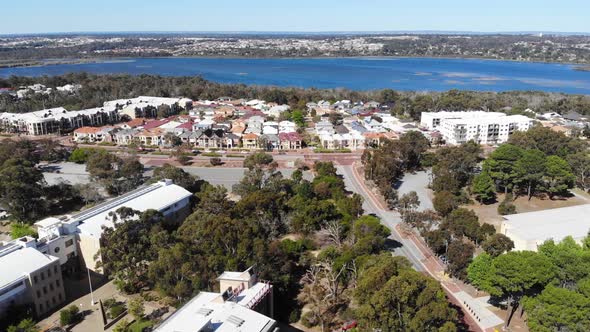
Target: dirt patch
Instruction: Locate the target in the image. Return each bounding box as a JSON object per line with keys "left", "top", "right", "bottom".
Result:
{"left": 464, "top": 192, "right": 590, "bottom": 230}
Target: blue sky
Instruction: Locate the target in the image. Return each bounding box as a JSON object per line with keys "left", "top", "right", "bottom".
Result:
{"left": 1, "top": 0, "right": 589, "bottom": 34}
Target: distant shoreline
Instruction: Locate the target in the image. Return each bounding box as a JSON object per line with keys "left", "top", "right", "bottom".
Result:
{"left": 1, "top": 54, "right": 589, "bottom": 70}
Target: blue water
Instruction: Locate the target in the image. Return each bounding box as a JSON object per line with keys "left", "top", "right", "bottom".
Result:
{"left": 2, "top": 57, "right": 590, "bottom": 94}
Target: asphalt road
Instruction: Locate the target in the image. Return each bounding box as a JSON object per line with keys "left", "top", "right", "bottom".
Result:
{"left": 337, "top": 165, "right": 426, "bottom": 271}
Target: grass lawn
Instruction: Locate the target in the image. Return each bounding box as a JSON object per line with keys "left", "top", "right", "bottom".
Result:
{"left": 128, "top": 319, "right": 154, "bottom": 332}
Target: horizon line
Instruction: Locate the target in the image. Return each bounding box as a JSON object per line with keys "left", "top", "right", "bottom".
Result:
{"left": 2, "top": 30, "right": 590, "bottom": 37}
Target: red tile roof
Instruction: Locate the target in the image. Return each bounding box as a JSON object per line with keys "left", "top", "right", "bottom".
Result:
{"left": 143, "top": 119, "right": 170, "bottom": 130}
{"left": 279, "top": 132, "right": 302, "bottom": 141}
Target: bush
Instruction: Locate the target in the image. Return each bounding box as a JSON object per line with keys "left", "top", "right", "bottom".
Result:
{"left": 102, "top": 297, "right": 116, "bottom": 308}
{"left": 109, "top": 303, "right": 125, "bottom": 319}
{"left": 60, "top": 305, "right": 80, "bottom": 326}
{"left": 176, "top": 154, "right": 192, "bottom": 166}
{"left": 300, "top": 311, "right": 317, "bottom": 328}
{"left": 209, "top": 157, "right": 223, "bottom": 166}
{"left": 288, "top": 308, "right": 302, "bottom": 323}
{"left": 10, "top": 223, "right": 38, "bottom": 239}
{"left": 498, "top": 194, "right": 517, "bottom": 215}
{"left": 202, "top": 152, "right": 221, "bottom": 157}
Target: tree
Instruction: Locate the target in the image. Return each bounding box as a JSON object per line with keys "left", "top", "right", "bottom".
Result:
{"left": 243, "top": 152, "right": 274, "bottom": 170}
{"left": 497, "top": 193, "right": 517, "bottom": 215}
{"left": 97, "top": 208, "right": 162, "bottom": 293}
{"left": 74, "top": 183, "right": 102, "bottom": 206}
{"left": 468, "top": 251, "right": 556, "bottom": 328}
{"left": 446, "top": 241, "right": 474, "bottom": 280}
{"left": 397, "top": 131, "right": 430, "bottom": 170}
{"left": 484, "top": 144, "right": 523, "bottom": 194}
{"left": 543, "top": 155, "right": 575, "bottom": 198}
{"left": 514, "top": 149, "right": 546, "bottom": 200}
{"left": 128, "top": 298, "right": 145, "bottom": 320}
{"left": 112, "top": 319, "right": 129, "bottom": 332}
{"left": 433, "top": 191, "right": 458, "bottom": 217}
{"left": 471, "top": 171, "right": 496, "bottom": 203}
{"left": 398, "top": 191, "right": 420, "bottom": 224}
{"left": 566, "top": 152, "right": 590, "bottom": 192}
{"left": 0, "top": 158, "right": 46, "bottom": 222}
{"left": 537, "top": 237, "right": 590, "bottom": 289}
{"left": 291, "top": 110, "right": 305, "bottom": 127}
{"left": 86, "top": 150, "right": 120, "bottom": 180}
{"left": 151, "top": 163, "right": 200, "bottom": 192}
{"left": 355, "top": 262, "right": 458, "bottom": 331}
{"left": 443, "top": 208, "right": 481, "bottom": 243}
{"left": 7, "top": 318, "right": 39, "bottom": 332}
{"left": 467, "top": 253, "right": 494, "bottom": 291}
{"left": 523, "top": 286, "right": 590, "bottom": 332}
{"left": 482, "top": 234, "right": 514, "bottom": 257}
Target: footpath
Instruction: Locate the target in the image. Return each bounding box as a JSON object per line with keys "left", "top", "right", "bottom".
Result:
{"left": 349, "top": 162, "right": 504, "bottom": 332}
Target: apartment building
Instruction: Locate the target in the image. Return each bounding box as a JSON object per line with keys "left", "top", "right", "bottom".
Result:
{"left": 0, "top": 106, "right": 119, "bottom": 136}
{"left": 421, "top": 111, "right": 533, "bottom": 145}
{"left": 0, "top": 247, "right": 65, "bottom": 318}
{"left": 34, "top": 180, "right": 192, "bottom": 273}
{"left": 155, "top": 267, "right": 277, "bottom": 332}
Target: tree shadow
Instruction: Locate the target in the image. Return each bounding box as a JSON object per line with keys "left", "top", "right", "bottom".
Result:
{"left": 384, "top": 238, "right": 403, "bottom": 250}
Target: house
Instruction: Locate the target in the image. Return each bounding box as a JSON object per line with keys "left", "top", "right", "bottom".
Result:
{"left": 136, "top": 128, "right": 166, "bottom": 146}
{"left": 112, "top": 128, "right": 140, "bottom": 145}
{"left": 279, "top": 120, "right": 297, "bottom": 133}
{"left": 193, "top": 129, "right": 238, "bottom": 149}
{"left": 259, "top": 134, "right": 280, "bottom": 151}
{"left": 562, "top": 111, "right": 588, "bottom": 122}
{"left": 243, "top": 133, "right": 259, "bottom": 150}
{"left": 73, "top": 126, "right": 114, "bottom": 143}
{"left": 279, "top": 132, "right": 303, "bottom": 150}
{"left": 266, "top": 105, "right": 290, "bottom": 118}
{"left": 154, "top": 268, "right": 276, "bottom": 332}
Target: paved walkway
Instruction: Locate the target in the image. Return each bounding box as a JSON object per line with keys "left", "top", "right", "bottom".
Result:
{"left": 338, "top": 163, "right": 504, "bottom": 332}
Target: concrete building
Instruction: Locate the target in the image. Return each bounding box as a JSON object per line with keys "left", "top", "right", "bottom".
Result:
{"left": 155, "top": 268, "right": 276, "bottom": 332}
{"left": 0, "top": 106, "right": 119, "bottom": 136}
{"left": 34, "top": 180, "right": 192, "bottom": 273}
{"left": 500, "top": 204, "right": 590, "bottom": 251}
{"left": 421, "top": 111, "right": 532, "bottom": 145}
{"left": 0, "top": 246, "right": 65, "bottom": 318}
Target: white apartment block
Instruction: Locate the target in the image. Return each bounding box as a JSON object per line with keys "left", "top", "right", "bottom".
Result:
{"left": 0, "top": 106, "right": 119, "bottom": 136}
{"left": 421, "top": 111, "right": 533, "bottom": 145}
{"left": 34, "top": 180, "right": 192, "bottom": 273}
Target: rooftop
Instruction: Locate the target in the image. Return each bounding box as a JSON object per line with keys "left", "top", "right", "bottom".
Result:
{"left": 502, "top": 204, "right": 590, "bottom": 242}
{"left": 75, "top": 180, "right": 192, "bottom": 238}
{"left": 0, "top": 247, "right": 59, "bottom": 289}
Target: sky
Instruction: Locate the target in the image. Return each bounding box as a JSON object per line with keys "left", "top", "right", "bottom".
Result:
{"left": 1, "top": 0, "right": 589, "bottom": 35}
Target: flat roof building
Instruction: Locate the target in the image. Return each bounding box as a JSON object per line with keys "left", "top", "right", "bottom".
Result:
{"left": 420, "top": 111, "right": 532, "bottom": 145}
{"left": 35, "top": 180, "right": 192, "bottom": 272}
{"left": 500, "top": 204, "right": 590, "bottom": 251}
{"left": 0, "top": 247, "right": 65, "bottom": 318}
{"left": 155, "top": 268, "right": 277, "bottom": 332}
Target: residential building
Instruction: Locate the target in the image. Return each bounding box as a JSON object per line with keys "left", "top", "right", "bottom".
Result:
{"left": 0, "top": 247, "right": 65, "bottom": 318}
{"left": 279, "top": 132, "right": 303, "bottom": 150}
{"left": 34, "top": 180, "right": 192, "bottom": 273}
{"left": 0, "top": 106, "right": 118, "bottom": 136}
{"left": 500, "top": 204, "right": 590, "bottom": 251}
{"left": 421, "top": 111, "right": 532, "bottom": 145}
{"left": 73, "top": 126, "right": 114, "bottom": 143}
{"left": 154, "top": 268, "right": 276, "bottom": 332}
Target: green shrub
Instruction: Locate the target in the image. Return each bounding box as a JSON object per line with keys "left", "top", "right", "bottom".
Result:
{"left": 498, "top": 199, "right": 517, "bottom": 215}
{"left": 109, "top": 303, "right": 125, "bottom": 319}
{"left": 60, "top": 305, "right": 80, "bottom": 326}
{"left": 10, "top": 223, "right": 38, "bottom": 239}
{"left": 202, "top": 152, "right": 221, "bottom": 157}
{"left": 288, "top": 308, "right": 301, "bottom": 323}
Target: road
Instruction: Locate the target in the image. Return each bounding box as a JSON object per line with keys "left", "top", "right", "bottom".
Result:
{"left": 337, "top": 164, "right": 503, "bottom": 332}
{"left": 337, "top": 165, "right": 426, "bottom": 271}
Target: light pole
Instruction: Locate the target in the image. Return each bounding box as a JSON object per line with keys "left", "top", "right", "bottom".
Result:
{"left": 87, "top": 267, "right": 95, "bottom": 306}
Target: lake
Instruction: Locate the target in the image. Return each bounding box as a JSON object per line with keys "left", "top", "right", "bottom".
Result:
{"left": 2, "top": 57, "right": 590, "bottom": 94}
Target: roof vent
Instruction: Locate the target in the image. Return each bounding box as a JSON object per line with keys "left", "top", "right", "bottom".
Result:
{"left": 197, "top": 308, "right": 213, "bottom": 316}
{"left": 227, "top": 315, "right": 245, "bottom": 327}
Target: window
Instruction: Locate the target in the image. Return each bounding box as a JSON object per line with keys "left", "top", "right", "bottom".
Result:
{"left": 56, "top": 279, "right": 60, "bottom": 287}
{"left": 54, "top": 266, "right": 58, "bottom": 274}
{"left": 54, "top": 247, "right": 60, "bottom": 254}
{"left": 58, "top": 293, "right": 62, "bottom": 301}
{"left": 40, "top": 272, "right": 45, "bottom": 281}
{"left": 39, "top": 303, "right": 43, "bottom": 312}
{"left": 43, "top": 286, "right": 47, "bottom": 295}
{"left": 47, "top": 269, "right": 51, "bottom": 277}
{"left": 36, "top": 290, "right": 41, "bottom": 298}
{"left": 65, "top": 239, "right": 74, "bottom": 247}
{"left": 33, "top": 276, "right": 38, "bottom": 284}
{"left": 49, "top": 283, "right": 54, "bottom": 291}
